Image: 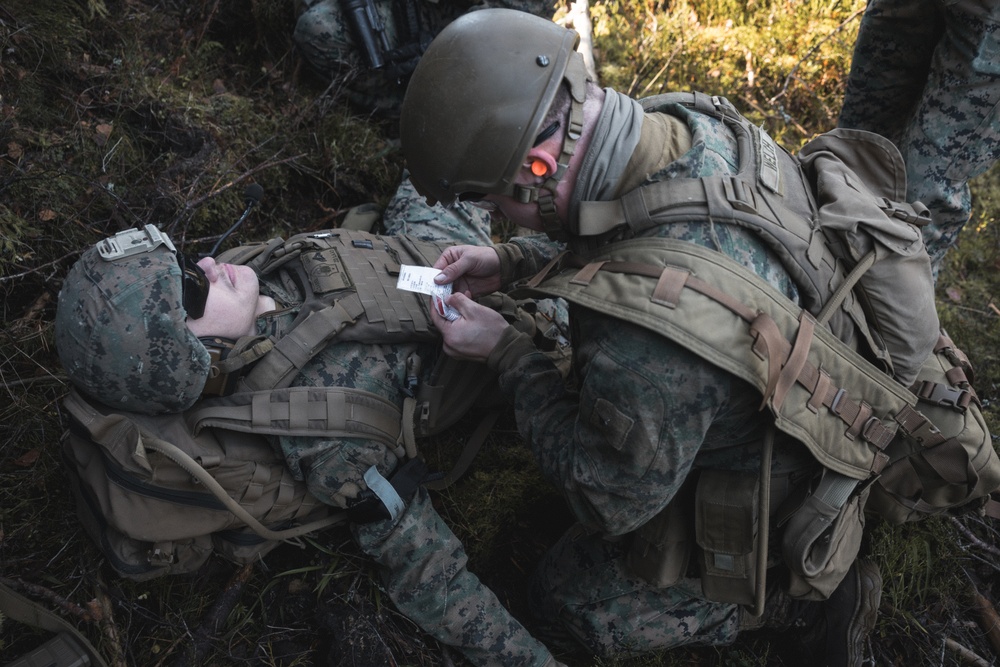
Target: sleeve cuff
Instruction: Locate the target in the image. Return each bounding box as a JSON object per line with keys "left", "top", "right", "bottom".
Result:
{"left": 493, "top": 242, "right": 526, "bottom": 289}
{"left": 486, "top": 325, "right": 538, "bottom": 373}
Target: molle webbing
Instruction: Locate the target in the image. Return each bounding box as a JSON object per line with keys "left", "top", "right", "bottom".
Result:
{"left": 231, "top": 229, "right": 446, "bottom": 392}
{"left": 189, "top": 386, "right": 405, "bottom": 453}
{"left": 513, "top": 237, "right": 920, "bottom": 481}
{"left": 576, "top": 92, "right": 836, "bottom": 322}
{"left": 575, "top": 92, "right": 934, "bottom": 369}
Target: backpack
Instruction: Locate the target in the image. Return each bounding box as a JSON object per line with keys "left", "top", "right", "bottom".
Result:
{"left": 60, "top": 230, "right": 550, "bottom": 580}
{"left": 511, "top": 94, "right": 1000, "bottom": 602}
{"left": 535, "top": 92, "right": 1000, "bottom": 521}
{"left": 571, "top": 92, "right": 940, "bottom": 387}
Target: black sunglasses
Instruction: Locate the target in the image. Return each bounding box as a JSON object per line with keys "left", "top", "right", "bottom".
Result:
{"left": 176, "top": 251, "right": 209, "bottom": 320}
{"left": 458, "top": 121, "right": 562, "bottom": 203}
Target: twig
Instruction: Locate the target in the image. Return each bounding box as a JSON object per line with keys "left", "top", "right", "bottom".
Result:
{"left": 180, "top": 154, "right": 306, "bottom": 211}
{"left": 0, "top": 250, "right": 84, "bottom": 284}
{"left": 949, "top": 516, "right": 1000, "bottom": 558}
{"left": 17, "top": 292, "right": 53, "bottom": 321}
{"left": 0, "top": 575, "right": 100, "bottom": 623}
{"left": 768, "top": 8, "right": 865, "bottom": 106}
{"left": 739, "top": 94, "right": 810, "bottom": 138}
{"left": 1, "top": 375, "right": 67, "bottom": 390}
{"left": 970, "top": 587, "right": 1000, "bottom": 658}
{"left": 194, "top": 0, "right": 221, "bottom": 51}
{"left": 944, "top": 636, "right": 991, "bottom": 666}
{"left": 94, "top": 575, "right": 128, "bottom": 667}
{"left": 169, "top": 562, "right": 255, "bottom": 667}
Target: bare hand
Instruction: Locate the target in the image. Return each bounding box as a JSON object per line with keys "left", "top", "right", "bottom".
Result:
{"left": 433, "top": 245, "right": 502, "bottom": 298}
{"left": 430, "top": 292, "right": 507, "bottom": 362}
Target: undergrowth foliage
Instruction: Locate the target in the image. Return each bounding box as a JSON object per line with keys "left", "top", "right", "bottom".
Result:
{"left": 1, "top": 0, "right": 999, "bottom": 666}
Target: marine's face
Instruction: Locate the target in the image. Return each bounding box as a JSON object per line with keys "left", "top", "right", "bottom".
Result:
{"left": 184, "top": 257, "right": 261, "bottom": 340}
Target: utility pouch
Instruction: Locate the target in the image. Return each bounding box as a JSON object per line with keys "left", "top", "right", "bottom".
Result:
{"left": 780, "top": 469, "right": 869, "bottom": 600}
{"left": 627, "top": 478, "right": 695, "bottom": 587}
{"left": 695, "top": 469, "right": 759, "bottom": 606}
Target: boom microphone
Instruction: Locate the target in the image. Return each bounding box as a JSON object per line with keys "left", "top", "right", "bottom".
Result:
{"left": 244, "top": 183, "right": 264, "bottom": 207}
{"left": 208, "top": 183, "right": 264, "bottom": 257}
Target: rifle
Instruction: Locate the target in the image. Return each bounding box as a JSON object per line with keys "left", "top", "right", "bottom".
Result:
{"left": 341, "top": 0, "right": 392, "bottom": 69}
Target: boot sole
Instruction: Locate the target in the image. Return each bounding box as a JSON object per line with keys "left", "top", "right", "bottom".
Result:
{"left": 847, "top": 559, "right": 882, "bottom": 666}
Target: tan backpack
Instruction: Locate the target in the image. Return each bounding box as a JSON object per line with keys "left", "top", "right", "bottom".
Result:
{"left": 512, "top": 93, "right": 1000, "bottom": 607}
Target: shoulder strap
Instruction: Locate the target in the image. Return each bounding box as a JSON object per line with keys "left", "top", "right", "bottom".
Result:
{"left": 240, "top": 295, "right": 367, "bottom": 391}
{"left": 513, "top": 237, "right": 915, "bottom": 480}
{"left": 238, "top": 230, "right": 444, "bottom": 392}
{"left": 189, "top": 386, "right": 407, "bottom": 456}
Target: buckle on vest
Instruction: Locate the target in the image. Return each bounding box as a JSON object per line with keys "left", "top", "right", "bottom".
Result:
{"left": 879, "top": 197, "right": 932, "bottom": 226}
{"left": 913, "top": 380, "right": 971, "bottom": 412}
{"left": 723, "top": 177, "right": 758, "bottom": 215}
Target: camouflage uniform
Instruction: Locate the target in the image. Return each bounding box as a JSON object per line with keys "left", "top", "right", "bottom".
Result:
{"left": 259, "top": 201, "right": 559, "bottom": 666}
{"left": 55, "top": 198, "right": 560, "bottom": 666}
{"left": 485, "top": 93, "right": 818, "bottom": 656}
{"left": 837, "top": 0, "right": 1000, "bottom": 276}
{"left": 294, "top": 0, "right": 557, "bottom": 114}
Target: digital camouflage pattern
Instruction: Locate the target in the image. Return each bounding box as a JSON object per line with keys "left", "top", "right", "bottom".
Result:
{"left": 54, "top": 195, "right": 559, "bottom": 665}
{"left": 485, "top": 93, "right": 819, "bottom": 654}
{"left": 54, "top": 239, "right": 210, "bottom": 415}
{"left": 252, "top": 196, "right": 559, "bottom": 666}
{"left": 382, "top": 172, "right": 493, "bottom": 245}
{"left": 294, "top": 0, "right": 557, "bottom": 114}
{"left": 838, "top": 0, "right": 1000, "bottom": 276}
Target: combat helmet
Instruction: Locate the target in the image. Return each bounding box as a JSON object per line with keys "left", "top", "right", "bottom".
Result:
{"left": 55, "top": 225, "right": 212, "bottom": 415}
{"left": 400, "top": 8, "right": 591, "bottom": 237}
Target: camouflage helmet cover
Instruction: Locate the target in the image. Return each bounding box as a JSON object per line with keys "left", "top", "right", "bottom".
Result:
{"left": 55, "top": 225, "right": 211, "bottom": 414}
{"left": 400, "top": 8, "right": 585, "bottom": 205}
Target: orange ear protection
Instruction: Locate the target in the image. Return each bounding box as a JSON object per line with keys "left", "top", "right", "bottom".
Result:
{"left": 530, "top": 159, "right": 547, "bottom": 177}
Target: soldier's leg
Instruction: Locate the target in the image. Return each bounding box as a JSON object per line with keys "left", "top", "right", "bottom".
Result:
{"left": 356, "top": 487, "right": 558, "bottom": 667}
{"left": 837, "top": 0, "right": 942, "bottom": 145}
{"left": 901, "top": 0, "right": 1000, "bottom": 272}
{"left": 528, "top": 524, "right": 739, "bottom": 657}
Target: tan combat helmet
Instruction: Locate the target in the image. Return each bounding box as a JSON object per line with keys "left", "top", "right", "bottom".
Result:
{"left": 399, "top": 8, "right": 590, "bottom": 237}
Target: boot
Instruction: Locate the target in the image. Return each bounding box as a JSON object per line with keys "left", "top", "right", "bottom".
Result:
{"left": 742, "top": 559, "right": 882, "bottom": 667}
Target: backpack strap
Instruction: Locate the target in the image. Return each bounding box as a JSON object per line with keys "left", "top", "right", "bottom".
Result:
{"left": 240, "top": 295, "right": 368, "bottom": 391}
{"left": 986, "top": 494, "right": 1000, "bottom": 520}
{"left": 513, "top": 237, "right": 913, "bottom": 480}
{"left": 190, "top": 386, "right": 407, "bottom": 456}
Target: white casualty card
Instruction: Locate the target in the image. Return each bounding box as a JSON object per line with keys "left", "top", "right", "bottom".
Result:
{"left": 396, "top": 265, "right": 461, "bottom": 321}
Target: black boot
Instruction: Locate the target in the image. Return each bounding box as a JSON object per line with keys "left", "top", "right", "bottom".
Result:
{"left": 743, "top": 559, "right": 882, "bottom": 667}
{"left": 817, "top": 558, "right": 882, "bottom": 667}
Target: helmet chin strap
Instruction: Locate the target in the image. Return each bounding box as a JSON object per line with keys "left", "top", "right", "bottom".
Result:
{"left": 512, "top": 54, "right": 590, "bottom": 242}
{"left": 511, "top": 97, "right": 584, "bottom": 241}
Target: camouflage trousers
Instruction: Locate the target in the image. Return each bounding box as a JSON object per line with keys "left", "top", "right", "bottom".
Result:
{"left": 838, "top": 0, "right": 1000, "bottom": 277}
{"left": 355, "top": 488, "right": 556, "bottom": 666}
{"left": 527, "top": 524, "right": 740, "bottom": 657}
